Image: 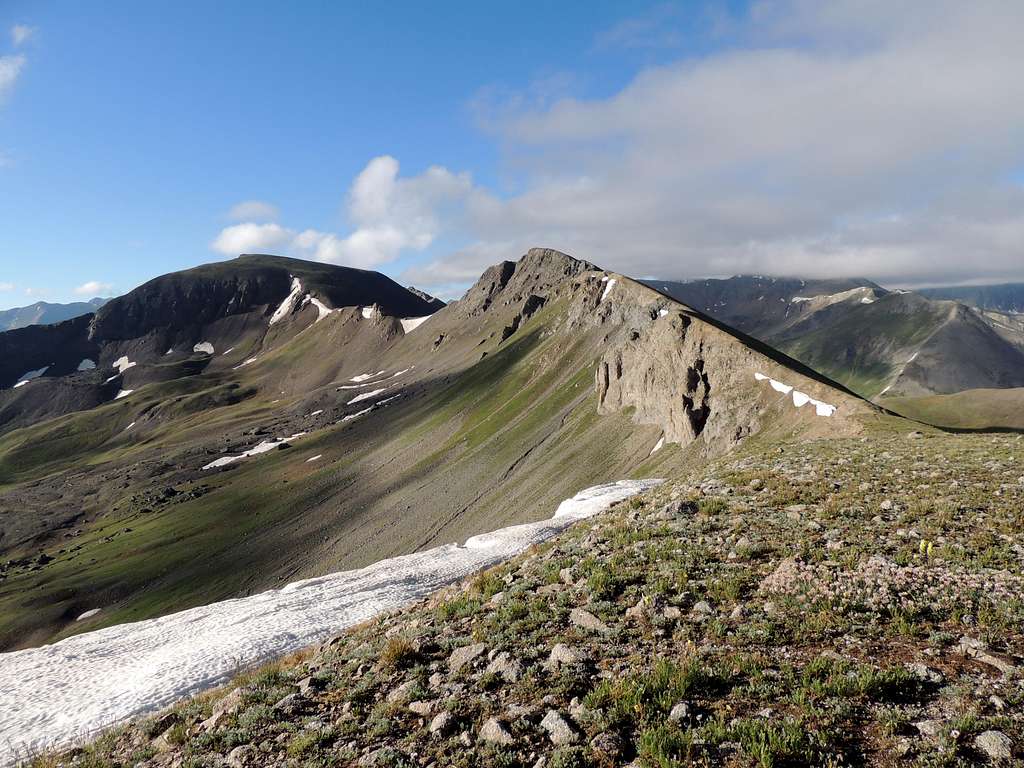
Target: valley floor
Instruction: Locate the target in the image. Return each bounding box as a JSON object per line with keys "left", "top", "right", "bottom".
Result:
{"left": 26, "top": 427, "right": 1024, "bottom": 767}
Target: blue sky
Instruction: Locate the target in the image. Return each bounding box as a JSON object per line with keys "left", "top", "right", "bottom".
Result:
{"left": 2, "top": 1, "right": 1023, "bottom": 309}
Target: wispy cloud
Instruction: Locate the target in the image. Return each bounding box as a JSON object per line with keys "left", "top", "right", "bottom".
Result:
{"left": 0, "top": 282, "right": 14, "bottom": 292}
{"left": 11, "top": 25, "right": 34, "bottom": 47}
{"left": 226, "top": 200, "right": 279, "bottom": 222}
{"left": 0, "top": 53, "right": 25, "bottom": 100}
{"left": 74, "top": 281, "right": 113, "bottom": 296}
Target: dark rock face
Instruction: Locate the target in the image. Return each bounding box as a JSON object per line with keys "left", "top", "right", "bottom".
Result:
{"left": 405, "top": 287, "right": 446, "bottom": 312}
{"left": 0, "top": 254, "right": 444, "bottom": 430}
{"left": 0, "top": 315, "right": 99, "bottom": 389}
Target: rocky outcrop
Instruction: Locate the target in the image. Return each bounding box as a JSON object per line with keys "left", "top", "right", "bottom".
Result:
{"left": 460, "top": 248, "right": 597, "bottom": 317}
{"left": 594, "top": 276, "right": 868, "bottom": 452}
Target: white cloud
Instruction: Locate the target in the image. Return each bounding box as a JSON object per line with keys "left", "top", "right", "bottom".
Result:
{"left": 74, "top": 281, "right": 114, "bottom": 296}
{"left": 0, "top": 282, "right": 14, "bottom": 292}
{"left": 211, "top": 2, "right": 1024, "bottom": 292}
{"left": 212, "top": 156, "right": 475, "bottom": 270}
{"left": 211, "top": 222, "right": 293, "bottom": 255}
{"left": 409, "top": 0, "right": 1024, "bottom": 289}
{"left": 227, "top": 200, "right": 278, "bottom": 222}
{"left": 11, "top": 25, "right": 34, "bottom": 46}
{"left": 0, "top": 54, "right": 25, "bottom": 100}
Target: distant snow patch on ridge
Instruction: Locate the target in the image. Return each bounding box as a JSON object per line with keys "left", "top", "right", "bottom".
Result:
{"left": 234, "top": 357, "right": 259, "bottom": 370}
{"left": 115, "top": 389, "right": 134, "bottom": 400}
{"left": 0, "top": 479, "right": 660, "bottom": 762}
{"left": 13, "top": 366, "right": 49, "bottom": 387}
{"left": 193, "top": 342, "right": 214, "bottom": 355}
{"left": 351, "top": 371, "right": 385, "bottom": 383}
{"left": 112, "top": 356, "right": 136, "bottom": 374}
{"left": 754, "top": 373, "right": 835, "bottom": 417}
{"left": 360, "top": 306, "right": 375, "bottom": 319}
{"left": 202, "top": 432, "right": 307, "bottom": 471}
{"left": 599, "top": 277, "right": 617, "bottom": 303}
{"left": 400, "top": 316, "right": 430, "bottom": 333}
{"left": 348, "top": 388, "right": 388, "bottom": 405}
{"left": 307, "top": 296, "right": 334, "bottom": 322}
{"left": 77, "top": 359, "right": 96, "bottom": 371}
{"left": 270, "top": 277, "right": 303, "bottom": 325}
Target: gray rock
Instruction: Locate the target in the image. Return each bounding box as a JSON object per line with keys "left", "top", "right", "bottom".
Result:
{"left": 540, "top": 710, "right": 580, "bottom": 745}
{"left": 387, "top": 679, "right": 417, "bottom": 704}
{"left": 570, "top": 607, "right": 610, "bottom": 633}
{"left": 691, "top": 600, "right": 714, "bottom": 616}
{"left": 408, "top": 700, "right": 432, "bottom": 716}
{"left": 199, "top": 687, "right": 244, "bottom": 730}
{"left": 590, "top": 731, "right": 623, "bottom": 759}
{"left": 448, "top": 642, "right": 487, "bottom": 674}
{"left": 225, "top": 744, "right": 256, "bottom": 767}
{"left": 546, "top": 643, "right": 582, "bottom": 669}
{"left": 429, "top": 711, "right": 454, "bottom": 735}
{"left": 914, "top": 719, "right": 943, "bottom": 739}
{"left": 478, "top": 717, "right": 514, "bottom": 745}
{"left": 485, "top": 651, "right": 523, "bottom": 682}
{"left": 974, "top": 730, "right": 1012, "bottom": 762}
{"left": 906, "top": 662, "right": 944, "bottom": 684}
{"left": 668, "top": 702, "right": 690, "bottom": 722}
{"left": 273, "top": 693, "right": 306, "bottom": 715}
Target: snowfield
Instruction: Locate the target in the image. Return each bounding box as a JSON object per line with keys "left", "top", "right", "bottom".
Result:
{"left": 0, "top": 479, "right": 661, "bottom": 764}
{"left": 192, "top": 342, "right": 215, "bottom": 355}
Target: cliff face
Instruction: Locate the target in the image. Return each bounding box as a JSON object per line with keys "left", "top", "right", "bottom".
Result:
{"left": 590, "top": 276, "right": 870, "bottom": 453}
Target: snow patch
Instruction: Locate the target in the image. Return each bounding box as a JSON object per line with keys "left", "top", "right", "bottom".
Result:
{"left": 234, "top": 357, "right": 259, "bottom": 370}
{"left": 599, "top": 277, "right": 617, "bottom": 303}
{"left": 124, "top": 422, "right": 136, "bottom": 431}
{"left": 348, "top": 388, "right": 388, "bottom": 405}
{"left": 341, "top": 406, "right": 374, "bottom": 423}
{"left": 308, "top": 296, "right": 333, "bottom": 321}
{"left": 76, "top": 609, "right": 101, "bottom": 622}
{"left": 77, "top": 359, "right": 96, "bottom": 371}
{"left": 269, "top": 277, "right": 303, "bottom": 325}
{"left": 222, "top": 347, "right": 235, "bottom": 356}
{"left": 754, "top": 373, "right": 836, "bottom": 418}
{"left": 14, "top": 366, "right": 50, "bottom": 387}
{"left": 0, "top": 480, "right": 660, "bottom": 761}
{"left": 649, "top": 436, "right": 665, "bottom": 456}
{"left": 350, "top": 371, "right": 385, "bottom": 383}
{"left": 192, "top": 342, "right": 214, "bottom": 355}
{"left": 360, "top": 306, "right": 375, "bottom": 319}
{"left": 112, "top": 356, "right": 136, "bottom": 374}
{"left": 308, "top": 410, "right": 323, "bottom": 417}
{"left": 400, "top": 316, "right": 430, "bottom": 333}
{"left": 658, "top": 309, "right": 669, "bottom": 317}
{"left": 115, "top": 389, "right": 134, "bottom": 400}
{"left": 306, "top": 454, "right": 322, "bottom": 463}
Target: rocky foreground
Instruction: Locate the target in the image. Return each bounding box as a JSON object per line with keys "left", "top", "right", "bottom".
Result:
{"left": 34, "top": 427, "right": 1023, "bottom": 767}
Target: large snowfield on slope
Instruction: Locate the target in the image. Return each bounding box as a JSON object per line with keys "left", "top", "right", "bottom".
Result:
{"left": 0, "top": 479, "right": 662, "bottom": 764}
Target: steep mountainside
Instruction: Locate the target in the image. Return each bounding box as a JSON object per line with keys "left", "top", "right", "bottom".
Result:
{"left": 0, "top": 255, "right": 440, "bottom": 431}
{"left": 0, "top": 297, "right": 107, "bottom": 331}
{"left": 0, "top": 248, "right": 871, "bottom": 651}
{"left": 650, "top": 276, "right": 1024, "bottom": 401}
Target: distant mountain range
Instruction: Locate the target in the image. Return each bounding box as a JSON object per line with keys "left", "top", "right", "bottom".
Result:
{"left": 645, "top": 276, "right": 1024, "bottom": 401}
{"left": 919, "top": 282, "right": 1024, "bottom": 313}
{"left": 0, "top": 297, "right": 108, "bottom": 331}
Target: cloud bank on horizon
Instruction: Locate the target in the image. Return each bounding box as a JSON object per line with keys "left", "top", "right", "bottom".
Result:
{"left": 213, "top": 0, "right": 1024, "bottom": 296}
